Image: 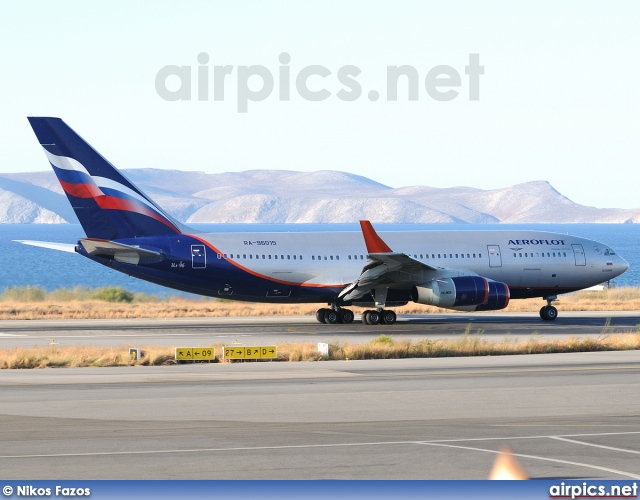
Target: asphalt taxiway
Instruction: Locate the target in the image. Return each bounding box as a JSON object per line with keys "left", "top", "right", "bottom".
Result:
{"left": 1, "top": 351, "right": 639, "bottom": 479}
{"left": 0, "top": 311, "right": 639, "bottom": 348}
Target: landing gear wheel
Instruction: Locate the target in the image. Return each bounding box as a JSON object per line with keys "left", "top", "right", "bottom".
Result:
{"left": 316, "top": 308, "right": 329, "bottom": 324}
{"left": 368, "top": 310, "right": 381, "bottom": 325}
{"left": 540, "top": 305, "right": 558, "bottom": 321}
{"left": 340, "top": 309, "right": 354, "bottom": 324}
{"left": 362, "top": 310, "right": 371, "bottom": 325}
{"left": 382, "top": 310, "right": 397, "bottom": 325}
{"left": 325, "top": 309, "right": 340, "bottom": 324}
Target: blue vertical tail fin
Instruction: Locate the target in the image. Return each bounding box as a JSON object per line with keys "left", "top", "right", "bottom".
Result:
{"left": 28, "top": 117, "right": 185, "bottom": 240}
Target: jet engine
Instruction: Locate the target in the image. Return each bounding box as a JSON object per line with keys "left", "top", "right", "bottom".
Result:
{"left": 411, "top": 276, "right": 509, "bottom": 311}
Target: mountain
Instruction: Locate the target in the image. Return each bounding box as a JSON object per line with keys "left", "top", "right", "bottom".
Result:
{"left": 1, "top": 169, "right": 639, "bottom": 224}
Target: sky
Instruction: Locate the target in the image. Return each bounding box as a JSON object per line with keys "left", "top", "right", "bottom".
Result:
{"left": 1, "top": 1, "right": 639, "bottom": 209}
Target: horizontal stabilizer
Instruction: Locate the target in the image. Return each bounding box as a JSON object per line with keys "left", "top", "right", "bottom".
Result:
{"left": 79, "top": 238, "right": 162, "bottom": 265}
{"left": 14, "top": 240, "right": 77, "bottom": 253}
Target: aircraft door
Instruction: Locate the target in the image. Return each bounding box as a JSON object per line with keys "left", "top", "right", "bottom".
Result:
{"left": 487, "top": 245, "right": 502, "bottom": 268}
{"left": 191, "top": 244, "right": 206, "bottom": 269}
{"left": 572, "top": 244, "right": 586, "bottom": 266}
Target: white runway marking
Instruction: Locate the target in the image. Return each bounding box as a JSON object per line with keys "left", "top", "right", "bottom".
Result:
{"left": 2, "top": 430, "right": 639, "bottom": 480}
{"left": 0, "top": 440, "right": 420, "bottom": 459}
{"left": 417, "top": 442, "right": 640, "bottom": 479}
{"left": 549, "top": 436, "right": 640, "bottom": 454}
{"left": 429, "top": 430, "right": 640, "bottom": 442}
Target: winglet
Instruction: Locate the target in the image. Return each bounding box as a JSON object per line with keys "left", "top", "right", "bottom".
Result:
{"left": 360, "top": 220, "right": 393, "bottom": 253}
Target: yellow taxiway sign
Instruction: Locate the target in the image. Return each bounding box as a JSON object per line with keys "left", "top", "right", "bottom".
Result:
{"left": 175, "top": 347, "right": 215, "bottom": 361}
{"left": 223, "top": 346, "right": 277, "bottom": 360}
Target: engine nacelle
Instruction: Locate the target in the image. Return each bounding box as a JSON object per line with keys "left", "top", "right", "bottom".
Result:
{"left": 411, "top": 276, "right": 489, "bottom": 308}
{"left": 474, "top": 280, "right": 510, "bottom": 311}
{"left": 411, "top": 276, "right": 510, "bottom": 311}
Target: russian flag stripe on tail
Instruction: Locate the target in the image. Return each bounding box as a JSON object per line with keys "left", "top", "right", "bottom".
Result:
{"left": 28, "top": 117, "right": 185, "bottom": 240}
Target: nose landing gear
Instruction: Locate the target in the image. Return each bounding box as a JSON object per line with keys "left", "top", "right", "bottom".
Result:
{"left": 540, "top": 296, "right": 558, "bottom": 321}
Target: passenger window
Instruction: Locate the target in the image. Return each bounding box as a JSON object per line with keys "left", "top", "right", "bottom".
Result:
{"left": 243, "top": 254, "right": 246, "bottom": 259}
{"left": 287, "top": 255, "right": 290, "bottom": 260}
{"left": 293, "top": 255, "right": 296, "bottom": 260}
{"left": 336, "top": 256, "right": 339, "bottom": 260}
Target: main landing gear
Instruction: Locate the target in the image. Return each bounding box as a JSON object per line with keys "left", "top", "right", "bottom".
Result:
{"left": 539, "top": 296, "right": 558, "bottom": 321}
{"left": 361, "top": 309, "right": 397, "bottom": 325}
{"left": 316, "top": 307, "right": 355, "bottom": 324}
{"left": 315, "top": 307, "right": 397, "bottom": 325}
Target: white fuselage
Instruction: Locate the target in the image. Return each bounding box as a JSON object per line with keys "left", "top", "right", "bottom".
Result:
{"left": 193, "top": 229, "right": 628, "bottom": 296}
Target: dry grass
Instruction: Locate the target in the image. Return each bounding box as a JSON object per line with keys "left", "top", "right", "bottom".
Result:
{"left": 0, "top": 345, "right": 178, "bottom": 369}
{"left": 1, "top": 286, "right": 639, "bottom": 320}
{"left": 2, "top": 330, "right": 639, "bottom": 368}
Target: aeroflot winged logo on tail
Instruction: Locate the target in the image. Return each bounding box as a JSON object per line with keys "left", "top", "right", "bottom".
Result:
{"left": 43, "top": 148, "right": 180, "bottom": 233}
{"left": 28, "top": 116, "right": 183, "bottom": 239}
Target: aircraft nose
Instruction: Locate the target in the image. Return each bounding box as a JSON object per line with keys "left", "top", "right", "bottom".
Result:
{"left": 616, "top": 255, "right": 630, "bottom": 276}
{"left": 621, "top": 256, "right": 630, "bottom": 272}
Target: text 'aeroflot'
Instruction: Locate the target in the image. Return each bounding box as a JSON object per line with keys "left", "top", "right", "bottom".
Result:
{"left": 19, "top": 117, "right": 629, "bottom": 325}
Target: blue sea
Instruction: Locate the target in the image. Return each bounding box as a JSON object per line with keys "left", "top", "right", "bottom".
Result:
{"left": 1, "top": 223, "right": 639, "bottom": 295}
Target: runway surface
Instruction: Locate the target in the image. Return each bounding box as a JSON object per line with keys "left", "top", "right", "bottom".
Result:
{"left": 0, "top": 311, "right": 639, "bottom": 348}
{"left": 1, "top": 351, "right": 639, "bottom": 479}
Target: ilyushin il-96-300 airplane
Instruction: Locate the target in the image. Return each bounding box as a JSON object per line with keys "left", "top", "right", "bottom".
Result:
{"left": 19, "top": 117, "right": 629, "bottom": 325}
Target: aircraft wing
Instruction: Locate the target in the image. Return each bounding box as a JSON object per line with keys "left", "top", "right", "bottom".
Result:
{"left": 15, "top": 240, "right": 78, "bottom": 253}
{"left": 79, "top": 238, "right": 162, "bottom": 265}
{"left": 338, "top": 222, "right": 440, "bottom": 303}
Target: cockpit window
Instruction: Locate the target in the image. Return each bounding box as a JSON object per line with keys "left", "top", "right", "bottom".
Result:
{"left": 604, "top": 249, "right": 615, "bottom": 256}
